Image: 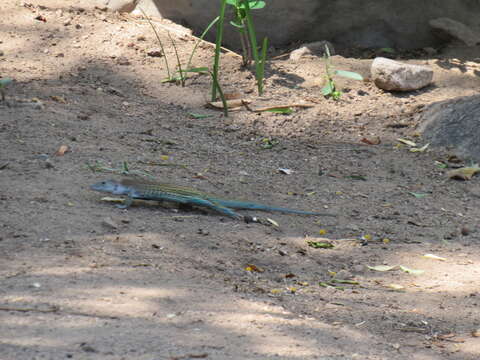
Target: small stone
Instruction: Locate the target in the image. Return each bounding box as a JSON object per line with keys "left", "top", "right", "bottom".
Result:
{"left": 116, "top": 56, "right": 130, "bottom": 65}
{"left": 147, "top": 49, "right": 163, "bottom": 57}
{"left": 102, "top": 217, "right": 119, "bottom": 230}
{"left": 352, "top": 264, "right": 366, "bottom": 273}
{"left": 423, "top": 47, "right": 437, "bottom": 56}
{"left": 335, "top": 269, "right": 353, "bottom": 280}
{"left": 75, "top": 24, "right": 82, "bottom": 29}
{"left": 0, "top": 50, "right": 4, "bottom": 57}
{"left": 289, "top": 40, "right": 335, "bottom": 61}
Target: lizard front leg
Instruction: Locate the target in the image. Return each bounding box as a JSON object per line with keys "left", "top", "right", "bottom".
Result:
{"left": 116, "top": 196, "right": 133, "bottom": 209}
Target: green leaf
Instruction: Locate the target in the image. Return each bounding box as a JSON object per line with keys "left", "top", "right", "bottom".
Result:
{"left": 330, "top": 279, "right": 360, "bottom": 285}
{"left": 307, "top": 241, "right": 334, "bottom": 249}
{"left": 345, "top": 175, "right": 367, "bottom": 181}
{"left": 0, "top": 78, "right": 12, "bottom": 88}
{"left": 322, "top": 82, "right": 334, "bottom": 96}
{"left": 226, "top": 0, "right": 266, "bottom": 9}
{"left": 334, "top": 70, "right": 364, "bottom": 81}
{"left": 409, "top": 192, "right": 428, "bottom": 199}
{"left": 379, "top": 47, "right": 395, "bottom": 53}
{"left": 266, "top": 107, "right": 293, "bottom": 114}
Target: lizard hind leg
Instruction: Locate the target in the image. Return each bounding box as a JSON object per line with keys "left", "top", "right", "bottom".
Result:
{"left": 188, "top": 198, "right": 243, "bottom": 220}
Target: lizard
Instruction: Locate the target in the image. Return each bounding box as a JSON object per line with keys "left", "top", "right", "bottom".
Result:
{"left": 90, "top": 177, "right": 336, "bottom": 220}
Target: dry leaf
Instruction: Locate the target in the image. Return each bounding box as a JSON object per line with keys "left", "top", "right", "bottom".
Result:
{"left": 223, "top": 92, "right": 242, "bottom": 100}
{"left": 244, "top": 264, "right": 264, "bottom": 273}
{"left": 368, "top": 265, "right": 396, "bottom": 272}
{"left": 361, "top": 136, "right": 381, "bottom": 145}
{"left": 207, "top": 99, "right": 249, "bottom": 110}
{"left": 410, "top": 143, "right": 429, "bottom": 153}
{"left": 447, "top": 165, "right": 480, "bottom": 180}
{"left": 253, "top": 103, "right": 315, "bottom": 112}
{"left": 423, "top": 253, "right": 447, "bottom": 261}
{"left": 387, "top": 284, "right": 405, "bottom": 291}
{"left": 397, "top": 138, "right": 417, "bottom": 147}
{"left": 50, "top": 95, "right": 67, "bottom": 103}
{"left": 55, "top": 145, "right": 69, "bottom": 156}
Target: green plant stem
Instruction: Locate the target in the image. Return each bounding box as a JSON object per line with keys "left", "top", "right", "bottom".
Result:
{"left": 242, "top": 0, "right": 264, "bottom": 95}
{"left": 186, "top": 16, "right": 220, "bottom": 71}
{"left": 211, "top": 71, "right": 229, "bottom": 117}
{"left": 139, "top": 8, "right": 171, "bottom": 80}
{"left": 212, "top": 0, "right": 227, "bottom": 101}
{"left": 168, "top": 32, "right": 185, "bottom": 86}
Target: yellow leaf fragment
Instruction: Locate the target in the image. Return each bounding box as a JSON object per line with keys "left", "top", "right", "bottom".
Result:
{"left": 319, "top": 229, "right": 328, "bottom": 235}
{"left": 410, "top": 143, "right": 430, "bottom": 153}
{"left": 387, "top": 284, "right": 405, "bottom": 291}
{"left": 368, "top": 265, "right": 396, "bottom": 272}
{"left": 423, "top": 253, "right": 447, "bottom": 261}
{"left": 397, "top": 138, "right": 417, "bottom": 147}
{"left": 270, "top": 288, "right": 282, "bottom": 294}
{"left": 399, "top": 265, "right": 424, "bottom": 275}
{"left": 245, "top": 264, "right": 264, "bottom": 273}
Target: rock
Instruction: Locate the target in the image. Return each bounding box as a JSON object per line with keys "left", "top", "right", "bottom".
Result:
{"left": 149, "top": 0, "right": 480, "bottom": 50}
{"left": 335, "top": 269, "right": 353, "bottom": 280}
{"left": 116, "top": 56, "right": 130, "bottom": 65}
{"left": 105, "top": 0, "right": 140, "bottom": 13}
{"left": 289, "top": 40, "right": 335, "bottom": 61}
{"left": 429, "top": 17, "right": 480, "bottom": 47}
{"left": 371, "top": 57, "right": 433, "bottom": 91}
{"left": 147, "top": 49, "right": 163, "bottom": 57}
{"left": 417, "top": 94, "right": 480, "bottom": 161}
{"left": 423, "top": 47, "right": 437, "bottom": 56}
{"left": 102, "top": 217, "right": 119, "bottom": 230}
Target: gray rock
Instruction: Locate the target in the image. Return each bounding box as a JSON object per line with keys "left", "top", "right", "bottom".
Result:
{"left": 143, "top": 0, "right": 480, "bottom": 50}
{"left": 417, "top": 95, "right": 480, "bottom": 161}
{"left": 289, "top": 40, "right": 335, "bottom": 61}
{"left": 102, "top": 217, "right": 119, "bottom": 230}
{"left": 429, "top": 17, "right": 479, "bottom": 47}
{"left": 371, "top": 57, "right": 433, "bottom": 91}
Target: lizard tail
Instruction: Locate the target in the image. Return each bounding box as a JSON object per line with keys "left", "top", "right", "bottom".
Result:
{"left": 214, "top": 199, "right": 334, "bottom": 216}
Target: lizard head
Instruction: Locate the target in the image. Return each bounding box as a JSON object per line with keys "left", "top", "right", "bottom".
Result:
{"left": 90, "top": 179, "right": 126, "bottom": 195}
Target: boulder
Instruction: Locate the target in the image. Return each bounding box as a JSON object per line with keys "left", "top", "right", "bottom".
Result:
{"left": 371, "top": 57, "right": 433, "bottom": 91}
{"left": 418, "top": 95, "right": 480, "bottom": 161}
{"left": 81, "top": 1, "right": 480, "bottom": 50}
{"left": 429, "top": 17, "right": 480, "bottom": 47}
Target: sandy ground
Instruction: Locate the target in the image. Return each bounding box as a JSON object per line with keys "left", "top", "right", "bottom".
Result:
{"left": 1, "top": 2, "right": 480, "bottom": 359}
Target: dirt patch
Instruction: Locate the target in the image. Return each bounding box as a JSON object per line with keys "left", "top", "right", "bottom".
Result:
{"left": 1, "top": 2, "right": 480, "bottom": 360}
